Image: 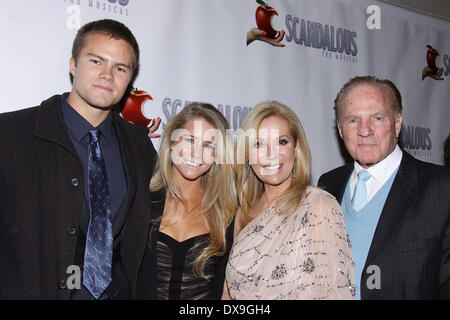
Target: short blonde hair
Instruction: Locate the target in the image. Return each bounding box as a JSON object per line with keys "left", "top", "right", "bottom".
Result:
{"left": 235, "top": 101, "right": 311, "bottom": 229}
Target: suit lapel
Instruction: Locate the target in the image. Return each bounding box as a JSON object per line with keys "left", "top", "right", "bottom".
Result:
{"left": 365, "top": 151, "right": 419, "bottom": 264}
{"left": 331, "top": 164, "right": 353, "bottom": 203}
{"left": 33, "top": 95, "right": 79, "bottom": 158}
{"left": 111, "top": 117, "right": 137, "bottom": 237}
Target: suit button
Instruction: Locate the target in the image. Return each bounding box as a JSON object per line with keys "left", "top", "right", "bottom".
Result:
{"left": 59, "top": 280, "right": 67, "bottom": 290}
{"left": 71, "top": 178, "right": 80, "bottom": 187}
{"left": 68, "top": 226, "right": 77, "bottom": 235}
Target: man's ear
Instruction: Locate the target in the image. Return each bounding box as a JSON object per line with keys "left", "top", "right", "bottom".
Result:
{"left": 395, "top": 113, "right": 403, "bottom": 138}
{"left": 69, "top": 57, "right": 76, "bottom": 78}
{"left": 337, "top": 121, "right": 344, "bottom": 139}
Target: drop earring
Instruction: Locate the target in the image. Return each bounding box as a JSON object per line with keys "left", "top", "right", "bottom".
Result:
{"left": 292, "top": 158, "right": 297, "bottom": 180}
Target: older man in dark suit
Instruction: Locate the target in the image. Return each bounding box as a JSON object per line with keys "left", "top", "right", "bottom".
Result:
{"left": 318, "top": 76, "right": 450, "bottom": 300}
{"left": 0, "top": 19, "right": 156, "bottom": 299}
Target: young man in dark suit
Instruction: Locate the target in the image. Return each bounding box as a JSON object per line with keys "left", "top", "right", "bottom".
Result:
{"left": 318, "top": 76, "right": 450, "bottom": 299}
{"left": 0, "top": 19, "right": 156, "bottom": 299}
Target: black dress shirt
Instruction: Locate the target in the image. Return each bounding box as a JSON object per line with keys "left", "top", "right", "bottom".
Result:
{"left": 60, "top": 93, "right": 127, "bottom": 219}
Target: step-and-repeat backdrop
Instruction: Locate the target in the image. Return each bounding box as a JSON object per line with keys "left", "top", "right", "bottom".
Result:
{"left": 1, "top": 0, "right": 449, "bottom": 182}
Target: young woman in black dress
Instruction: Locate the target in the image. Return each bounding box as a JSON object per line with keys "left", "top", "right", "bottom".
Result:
{"left": 138, "top": 102, "right": 237, "bottom": 299}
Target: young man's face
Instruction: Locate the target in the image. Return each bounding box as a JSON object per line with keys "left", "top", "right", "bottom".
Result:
{"left": 69, "top": 32, "right": 134, "bottom": 113}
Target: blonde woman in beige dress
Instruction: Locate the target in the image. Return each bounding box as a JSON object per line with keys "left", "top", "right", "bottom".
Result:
{"left": 223, "top": 101, "right": 355, "bottom": 300}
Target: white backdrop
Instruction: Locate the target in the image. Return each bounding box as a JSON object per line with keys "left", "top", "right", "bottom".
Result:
{"left": 1, "top": 0, "right": 449, "bottom": 183}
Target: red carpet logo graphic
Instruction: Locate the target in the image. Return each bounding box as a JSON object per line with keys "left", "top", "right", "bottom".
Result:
{"left": 255, "top": 0, "right": 281, "bottom": 39}
{"left": 120, "top": 87, "right": 154, "bottom": 127}
{"left": 422, "top": 45, "right": 444, "bottom": 81}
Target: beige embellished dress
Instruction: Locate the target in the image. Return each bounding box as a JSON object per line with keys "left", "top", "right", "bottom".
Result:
{"left": 226, "top": 186, "right": 355, "bottom": 300}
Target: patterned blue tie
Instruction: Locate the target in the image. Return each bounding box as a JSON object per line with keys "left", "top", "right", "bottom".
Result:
{"left": 352, "top": 169, "right": 371, "bottom": 211}
{"left": 83, "top": 129, "right": 113, "bottom": 299}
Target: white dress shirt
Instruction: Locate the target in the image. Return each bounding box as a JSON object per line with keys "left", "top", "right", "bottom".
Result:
{"left": 350, "top": 145, "right": 403, "bottom": 202}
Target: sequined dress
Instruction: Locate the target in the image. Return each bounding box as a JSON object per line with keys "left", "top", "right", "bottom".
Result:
{"left": 226, "top": 186, "right": 356, "bottom": 300}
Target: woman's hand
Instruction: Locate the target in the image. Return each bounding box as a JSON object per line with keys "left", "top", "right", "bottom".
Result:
{"left": 148, "top": 117, "right": 162, "bottom": 138}
{"left": 247, "top": 28, "right": 285, "bottom": 47}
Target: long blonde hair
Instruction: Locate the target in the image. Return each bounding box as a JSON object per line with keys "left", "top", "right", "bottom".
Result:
{"left": 235, "top": 101, "right": 311, "bottom": 229}
{"left": 150, "top": 102, "right": 237, "bottom": 278}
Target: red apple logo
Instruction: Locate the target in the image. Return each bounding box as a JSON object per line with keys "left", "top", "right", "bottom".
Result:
{"left": 255, "top": 0, "right": 280, "bottom": 39}
{"left": 120, "top": 87, "right": 154, "bottom": 127}
{"left": 422, "top": 45, "right": 444, "bottom": 80}
{"left": 427, "top": 45, "right": 440, "bottom": 73}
